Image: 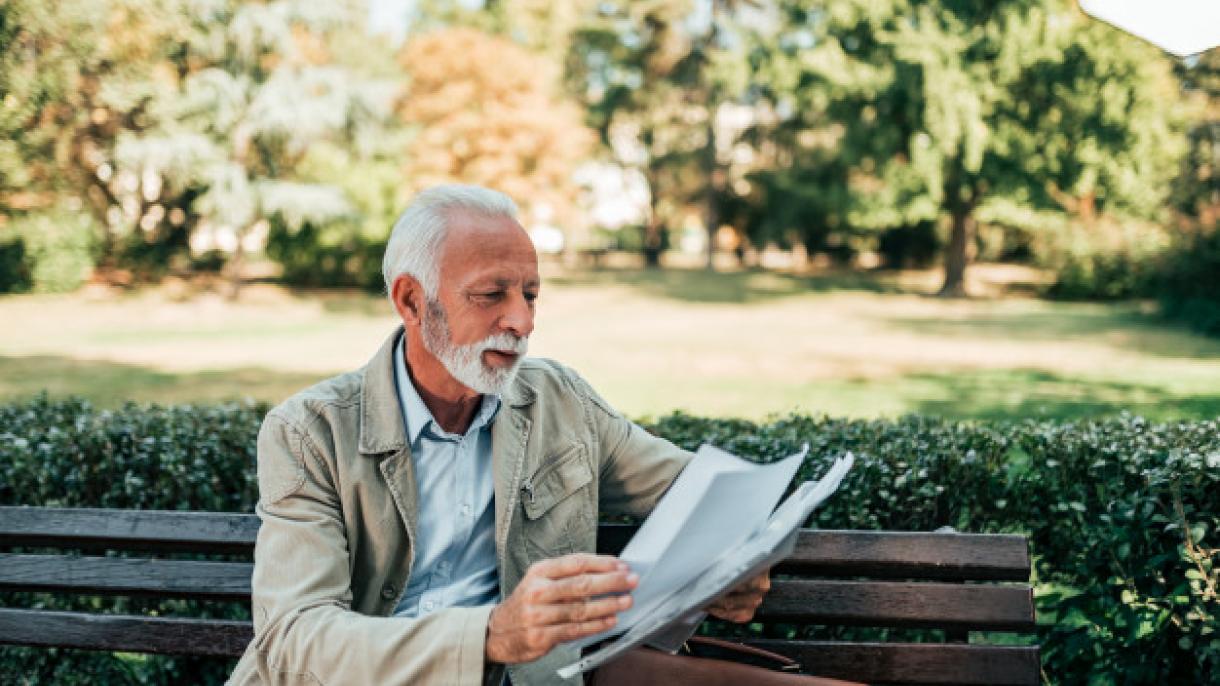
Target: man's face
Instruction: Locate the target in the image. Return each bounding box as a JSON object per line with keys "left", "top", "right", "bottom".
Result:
{"left": 421, "top": 209, "right": 539, "bottom": 394}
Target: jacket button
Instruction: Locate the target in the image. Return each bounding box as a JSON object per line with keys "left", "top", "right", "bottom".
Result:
{"left": 381, "top": 584, "right": 396, "bottom": 600}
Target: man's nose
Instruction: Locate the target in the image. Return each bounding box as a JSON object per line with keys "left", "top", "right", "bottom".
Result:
{"left": 500, "top": 292, "right": 534, "bottom": 339}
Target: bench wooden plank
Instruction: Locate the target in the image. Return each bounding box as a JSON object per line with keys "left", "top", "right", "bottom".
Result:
{"left": 1, "top": 553, "right": 1032, "bottom": 631}
{"left": 0, "top": 608, "right": 1038, "bottom": 684}
{"left": 746, "top": 639, "right": 1040, "bottom": 686}
{"left": 0, "top": 608, "right": 251, "bottom": 658}
{"left": 1, "top": 509, "right": 1031, "bottom": 583}
{"left": 600, "top": 525, "right": 1030, "bottom": 581}
{"left": 780, "top": 530, "right": 1030, "bottom": 582}
{"left": 0, "top": 554, "right": 252, "bottom": 601}
{"left": 755, "top": 579, "right": 1035, "bottom": 631}
{"left": 0, "top": 507, "right": 258, "bottom": 554}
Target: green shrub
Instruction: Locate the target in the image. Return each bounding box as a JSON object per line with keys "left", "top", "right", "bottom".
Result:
{"left": 0, "top": 211, "right": 97, "bottom": 293}
{"left": 1044, "top": 221, "right": 1168, "bottom": 301}
{"left": 1157, "top": 227, "right": 1220, "bottom": 337}
{"left": 0, "top": 237, "right": 33, "bottom": 293}
{"left": 265, "top": 218, "right": 385, "bottom": 292}
{"left": 1, "top": 397, "right": 1217, "bottom": 683}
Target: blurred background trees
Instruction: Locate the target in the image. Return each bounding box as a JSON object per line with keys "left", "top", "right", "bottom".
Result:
{"left": 1, "top": 0, "right": 1218, "bottom": 330}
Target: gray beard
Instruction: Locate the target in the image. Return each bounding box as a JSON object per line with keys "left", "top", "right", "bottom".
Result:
{"left": 421, "top": 299, "right": 528, "bottom": 396}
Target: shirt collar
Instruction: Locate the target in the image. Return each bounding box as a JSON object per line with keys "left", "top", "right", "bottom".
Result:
{"left": 393, "top": 334, "right": 501, "bottom": 444}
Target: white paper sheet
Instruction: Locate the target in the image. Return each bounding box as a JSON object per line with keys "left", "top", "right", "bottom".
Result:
{"left": 572, "top": 444, "right": 807, "bottom": 648}
{"left": 559, "top": 451, "right": 855, "bottom": 678}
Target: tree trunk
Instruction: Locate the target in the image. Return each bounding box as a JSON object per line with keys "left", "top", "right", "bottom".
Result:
{"left": 703, "top": 119, "right": 722, "bottom": 271}
{"left": 938, "top": 205, "right": 973, "bottom": 297}
{"left": 642, "top": 218, "right": 663, "bottom": 268}
{"left": 225, "top": 226, "right": 248, "bottom": 300}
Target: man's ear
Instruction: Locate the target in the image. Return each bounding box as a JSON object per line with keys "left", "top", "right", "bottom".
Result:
{"left": 391, "top": 275, "right": 426, "bottom": 327}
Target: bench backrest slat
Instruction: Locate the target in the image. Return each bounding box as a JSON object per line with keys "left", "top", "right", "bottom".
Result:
{"left": 0, "top": 608, "right": 251, "bottom": 658}
{"left": 0, "top": 507, "right": 257, "bottom": 554}
{"left": 745, "top": 639, "right": 1041, "bottom": 686}
{"left": 0, "top": 553, "right": 1034, "bottom": 631}
{"left": 780, "top": 529, "right": 1031, "bottom": 582}
{"left": 2, "top": 507, "right": 1031, "bottom": 583}
{"left": 757, "top": 579, "right": 1035, "bottom": 631}
{"left": 0, "top": 554, "right": 252, "bottom": 602}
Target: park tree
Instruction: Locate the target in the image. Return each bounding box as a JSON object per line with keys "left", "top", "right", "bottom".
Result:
{"left": 0, "top": 0, "right": 201, "bottom": 287}
{"left": 1173, "top": 50, "right": 1220, "bottom": 228}
{"left": 750, "top": 0, "right": 1187, "bottom": 294}
{"left": 566, "top": 0, "right": 757, "bottom": 267}
{"left": 108, "top": 0, "right": 394, "bottom": 292}
{"left": 396, "top": 26, "right": 593, "bottom": 239}
{"left": 1, "top": 0, "right": 396, "bottom": 290}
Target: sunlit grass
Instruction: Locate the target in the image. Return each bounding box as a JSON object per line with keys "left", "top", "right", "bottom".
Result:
{"left": 2, "top": 266, "right": 1218, "bottom": 420}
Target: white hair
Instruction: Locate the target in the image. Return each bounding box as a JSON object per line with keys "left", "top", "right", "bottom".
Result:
{"left": 381, "top": 184, "right": 520, "bottom": 299}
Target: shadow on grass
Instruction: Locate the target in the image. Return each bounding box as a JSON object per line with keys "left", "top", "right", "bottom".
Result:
{"left": 883, "top": 305, "right": 1220, "bottom": 361}
{"left": 547, "top": 267, "right": 904, "bottom": 304}
{"left": 0, "top": 355, "right": 327, "bottom": 407}
{"left": 895, "top": 369, "right": 1220, "bottom": 421}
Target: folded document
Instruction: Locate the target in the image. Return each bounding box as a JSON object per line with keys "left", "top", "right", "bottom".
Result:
{"left": 558, "top": 445, "right": 855, "bottom": 678}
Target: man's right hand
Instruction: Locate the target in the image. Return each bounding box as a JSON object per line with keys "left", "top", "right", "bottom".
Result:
{"left": 485, "top": 553, "right": 638, "bottom": 664}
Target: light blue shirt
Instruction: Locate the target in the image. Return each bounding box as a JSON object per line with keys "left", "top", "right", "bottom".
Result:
{"left": 392, "top": 339, "right": 501, "bottom": 618}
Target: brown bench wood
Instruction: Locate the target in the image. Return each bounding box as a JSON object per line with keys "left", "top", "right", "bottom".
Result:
{"left": 1, "top": 507, "right": 1031, "bottom": 581}
{"left": 0, "top": 506, "right": 1040, "bottom": 685}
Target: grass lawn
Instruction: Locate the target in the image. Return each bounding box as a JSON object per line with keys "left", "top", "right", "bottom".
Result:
{"left": 2, "top": 265, "right": 1219, "bottom": 421}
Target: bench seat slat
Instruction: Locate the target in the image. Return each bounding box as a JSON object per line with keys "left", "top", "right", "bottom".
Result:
{"left": 0, "top": 608, "right": 251, "bottom": 658}
{"left": 0, "top": 507, "right": 257, "bottom": 555}
{"left": 0, "top": 554, "right": 252, "bottom": 601}
{"left": 755, "top": 579, "right": 1035, "bottom": 631}
{"left": 745, "top": 639, "right": 1040, "bottom": 686}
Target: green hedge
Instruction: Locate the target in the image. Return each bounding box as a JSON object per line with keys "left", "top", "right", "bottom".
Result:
{"left": 1, "top": 396, "right": 1217, "bottom": 684}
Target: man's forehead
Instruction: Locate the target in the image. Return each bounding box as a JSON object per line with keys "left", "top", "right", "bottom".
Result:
{"left": 437, "top": 210, "right": 538, "bottom": 285}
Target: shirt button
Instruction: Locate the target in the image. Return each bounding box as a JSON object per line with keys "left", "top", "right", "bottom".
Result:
{"left": 380, "top": 584, "right": 396, "bottom": 600}
{"left": 422, "top": 600, "right": 435, "bottom": 611}
{"left": 460, "top": 504, "right": 472, "bottom": 517}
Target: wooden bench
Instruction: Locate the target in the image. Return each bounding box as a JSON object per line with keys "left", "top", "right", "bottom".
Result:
{"left": 0, "top": 506, "right": 1040, "bottom": 684}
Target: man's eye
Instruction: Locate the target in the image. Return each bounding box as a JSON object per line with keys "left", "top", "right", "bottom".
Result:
{"left": 473, "top": 292, "right": 504, "bottom": 302}
{"left": 524, "top": 292, "right": 539, "bottom": 303}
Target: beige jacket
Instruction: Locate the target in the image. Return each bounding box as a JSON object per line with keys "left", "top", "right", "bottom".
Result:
{"left": 228, "top": 330, "right": 692, "bottom": 686}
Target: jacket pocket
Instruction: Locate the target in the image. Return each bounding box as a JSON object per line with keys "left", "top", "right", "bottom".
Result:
{"left": 521, "top": 445, "right": 593, "bottom": 521}
{"left": 520, "top": 445, "right": 595, "bottom": 561}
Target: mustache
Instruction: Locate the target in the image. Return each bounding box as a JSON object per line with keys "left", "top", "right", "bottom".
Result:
{"left": 472, "top": 332, "right": 528, "bottom": 356}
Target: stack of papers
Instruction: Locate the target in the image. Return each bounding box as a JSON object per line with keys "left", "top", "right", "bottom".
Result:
{"left": 559, "top": 445, "right": 855, "bottom": 678}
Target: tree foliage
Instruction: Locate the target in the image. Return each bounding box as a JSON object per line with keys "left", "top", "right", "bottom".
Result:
{"left": 397, "top": 26, "right": 593, "bottom": 232}
{"left": 746, "top": 0, "right": 1188, "bottom": 294}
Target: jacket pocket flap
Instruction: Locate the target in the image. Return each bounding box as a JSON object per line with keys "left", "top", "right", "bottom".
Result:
{"left": 522, "top": 446, "right": 592, "bottom": 520}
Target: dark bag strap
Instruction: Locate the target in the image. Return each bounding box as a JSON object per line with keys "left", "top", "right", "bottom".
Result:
{"left": 681, "top": 636, "right": 802, "bottom": 672}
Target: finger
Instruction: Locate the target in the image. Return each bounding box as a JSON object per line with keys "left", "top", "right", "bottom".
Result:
{"left": 540, "top": 570, "right": 639, "bottom": 603}
{"left": 529, "top": 593, "right": 633, "bottom": 625}
{"left": 552, "top": 615, "right": 619, "bottom": 643}
{"left": 531, "top": 554, "right": 626, "bottom": 580}
{"left": 731, "top": 573, "right": 769, "bottom": 594}
{"left": 708, "top": 593, "right": 762, "bottom": 614}
{"left": 749, "top": 573, "right": 771, "bottom": 592}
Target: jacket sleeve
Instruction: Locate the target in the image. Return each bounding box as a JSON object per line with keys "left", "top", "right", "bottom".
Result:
{"left": 566, "top": 370, "right": 693, "bottom": 518}
{"left": 238, "top": 412, "right": 493, "bottom": 686}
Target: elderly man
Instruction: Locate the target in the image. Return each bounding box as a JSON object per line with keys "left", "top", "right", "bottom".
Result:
{"left": 227, "top": 185, "right": 777, "bottom": 685}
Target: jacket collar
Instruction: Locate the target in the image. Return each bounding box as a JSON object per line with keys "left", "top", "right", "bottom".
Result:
{"left": 359, "top": 326, "right": 537, "bottom": 455}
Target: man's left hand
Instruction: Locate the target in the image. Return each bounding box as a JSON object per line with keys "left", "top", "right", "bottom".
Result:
{"left": 705, "top": 570, "right": 770, "bottom": 623}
